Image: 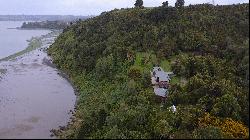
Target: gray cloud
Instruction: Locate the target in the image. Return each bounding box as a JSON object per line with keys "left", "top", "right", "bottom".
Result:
{"left": 0, "top": 0, "right": 248, "bottom": 15}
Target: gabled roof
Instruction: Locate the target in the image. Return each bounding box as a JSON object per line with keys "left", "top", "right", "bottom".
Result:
{"left": 166, "top": 72, "right": 174, "bottom": 75}
{"left": 153, "top": 67, "right": 162, "bottom": 72}
{"left": 153, "top": 67, "right": 170, "bottom": 82}
{"left": 155, "top": 71, "right": 170, "bottom": 82}
{"left": 154, "top": 87, "right": 168, "bottom": 97}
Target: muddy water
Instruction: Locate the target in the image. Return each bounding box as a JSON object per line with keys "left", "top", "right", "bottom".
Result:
{"left": 0, "top": 21, "right": 51, "bottom": 59}
{"left": 0, "top": 35, "right": 76, "bottom": 139}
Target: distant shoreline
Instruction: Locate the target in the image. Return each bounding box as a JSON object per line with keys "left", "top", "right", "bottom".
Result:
{"left": 9, "top": 27, "right": 56, "bottom": 31}
{"left": 0, "top": 15, "right": 93, "bottom": 22}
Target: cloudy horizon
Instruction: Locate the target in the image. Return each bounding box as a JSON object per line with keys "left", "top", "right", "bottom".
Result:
{"left": 0, "top": 0, "right": 249, "bottom": 16}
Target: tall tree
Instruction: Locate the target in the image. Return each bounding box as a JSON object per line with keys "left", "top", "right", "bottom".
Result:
{"left": 162, "top": 1, "right": 169, "bottom": 8}
{"left": 134, "top": 0, "right": 143, "bottom": 8}
{"left": 175, "top": 0, "right": 185, "bottom": 8}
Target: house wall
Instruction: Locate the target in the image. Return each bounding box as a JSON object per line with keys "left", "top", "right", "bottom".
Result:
{"left": 154, "top": 96, "right": 166, "bottom": 103}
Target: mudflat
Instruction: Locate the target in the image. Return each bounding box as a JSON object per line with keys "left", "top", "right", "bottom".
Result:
{"left": 0, "top": 33, "right": 76, "bottom": 139}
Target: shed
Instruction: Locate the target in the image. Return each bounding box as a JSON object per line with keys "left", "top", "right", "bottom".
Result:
{"left": 153, "top": 86, "right": 168, "bottom": 97}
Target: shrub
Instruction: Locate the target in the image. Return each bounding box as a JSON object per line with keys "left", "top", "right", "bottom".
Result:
{"left": 211, "top": 94, "right": 241, "bottom": 120}
{"left": 220, "top": 118, "right": 249, "bottom": 139}
{"left": 95, "top": 55, "right": 115, "bottom": 79}
{"left": 128, "top": 66, "right": 142, "bottom": 80}
{"left": 198, "top": 113, "right": 249, "bottom": 139}
{"left": 192, "top": 126, "right": 224, "bottom": 139}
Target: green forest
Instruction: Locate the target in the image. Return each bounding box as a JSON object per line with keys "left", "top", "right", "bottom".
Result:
{"left": 48, "top": 1, "right": 249, "bottom": 139}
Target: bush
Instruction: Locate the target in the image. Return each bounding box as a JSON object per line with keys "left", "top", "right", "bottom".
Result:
{"left": 95, "top": 55, "right": 115, "bottom": 79}
{"left": 128, "top": 66, "right": 142, "bottom": 80}
{"left": 140, "top": 70, "right": 151, "bottom": 88}
{"left": 220, "top": 118, "right": 249, "bottom": 139}
{"left": 192, "top": 126, "right": 224, "bottom": 139}
{"left": 198, "top": 113, "right": 249, "bottom": 139}
{"left": 211, "top": 94, "right": 241, "bottom": 120}
{"left": 127, "top": 79, "right": 139, "bottom": 94}
{"left": 154, "top": 120, "right": 173, "bottom": 138}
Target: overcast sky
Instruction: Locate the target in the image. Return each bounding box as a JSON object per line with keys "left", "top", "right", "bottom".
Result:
{"left": 0, "top": 0, "right": 248, "bottom": 15}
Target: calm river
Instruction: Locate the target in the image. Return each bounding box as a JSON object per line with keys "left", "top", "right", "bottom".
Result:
{"left": 0, "top": 21, "right": 50, "bottom": 59}
{"left": 0, "top": 21, "right": 76, "bottom": 139}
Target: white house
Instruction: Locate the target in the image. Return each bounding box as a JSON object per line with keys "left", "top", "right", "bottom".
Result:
{"left": 151, "top": 67, "right": 170, "bottom": 87}
{"left": 151, "top": 66, "right": 173, "bottom": 99}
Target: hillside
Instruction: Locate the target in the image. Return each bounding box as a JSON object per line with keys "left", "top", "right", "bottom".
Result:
{"left": 48, "top": 3, "right": 249, "bottom": 139}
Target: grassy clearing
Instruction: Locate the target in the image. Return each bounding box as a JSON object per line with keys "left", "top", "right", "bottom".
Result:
{"left": 134, "top": 52, "right": 174, "bottom": 72}
{"left": 134, "top": 52, "right": 157, "bottom": 72}
{"left": 134, "top": 52, "right": 182, "bottom": 85}
{"left": 160, "top": 60, "right": 172, "bottom": 72}
{"left": 170, "top": 76, "right": 181, "bottom": 84}
{"left": 161, "top": 59, "right": 182, "bottom": 85}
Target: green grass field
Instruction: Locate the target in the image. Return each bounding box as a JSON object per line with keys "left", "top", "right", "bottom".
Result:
{"left": 134, "top": 52, "right": 182, "bottom": 85}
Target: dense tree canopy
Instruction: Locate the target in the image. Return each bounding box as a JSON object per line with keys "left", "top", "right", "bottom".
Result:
{"left": 162, "top": 1, "right": 169, "bottom": 8}
{"left": 175, "top": 0, "right": 185, "bottom": 8}
{"left": 134, "top": 0, "right": 144, "bottom": 8}
{"left": 48, "top": 3, "right": 249, "bottom": 139}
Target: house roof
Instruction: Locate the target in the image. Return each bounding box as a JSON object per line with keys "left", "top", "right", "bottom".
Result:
{"left": 153, "top": 67, "right": 170, "bottom": 82}
{"left": 153, "top": 67, "right": 162, "bottom": 72}
{"left": 154, "top": 87, "right": 168, "bottom": 97}
{"left": 155, "top": 71, "right": 170, "bottom": 82}
{"left": 166, "top": 72, "right": 174, "bottom": 75}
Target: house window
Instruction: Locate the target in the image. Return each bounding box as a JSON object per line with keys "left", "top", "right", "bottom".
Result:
{"left": 156, "top": 77, "right": 159, "bottom": 82}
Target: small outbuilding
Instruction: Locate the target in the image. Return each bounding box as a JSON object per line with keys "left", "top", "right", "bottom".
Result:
{"left": 153, "top": 86, "right": 168, "bottom": 97}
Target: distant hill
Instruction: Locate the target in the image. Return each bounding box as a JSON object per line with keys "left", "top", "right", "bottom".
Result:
{"left": 0, "top": 15, "right": 94, "bottom": 21}
{"left": 21, "top": 20, "right": 74, "bottom": 30}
